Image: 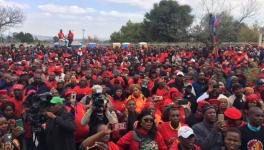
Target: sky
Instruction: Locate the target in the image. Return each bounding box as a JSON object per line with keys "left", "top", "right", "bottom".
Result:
{"left": 0, "top": 0, "right": 263, "bottom": 40}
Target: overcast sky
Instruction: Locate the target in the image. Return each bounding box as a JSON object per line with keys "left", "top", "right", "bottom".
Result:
{"left": 1, "top": 0, "right": 263, "bottom": 39}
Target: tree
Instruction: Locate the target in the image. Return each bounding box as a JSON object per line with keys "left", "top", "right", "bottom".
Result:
{"left": 238, "top": 23, "right": 259, "bottom": 42}
{"left": 0, "top": 7, "right": 24, "bottom": 32}
{"left": 192, "top": 12, "right": 241, "bottom": 44}
{"left": 110, "top": 20, "right": 145, "bottom": 42}
{"left": 13, "top": 32, "right": 34, "bottom": 43}
{"left": 143, "top": 0, "right": 193, "bottom": 42}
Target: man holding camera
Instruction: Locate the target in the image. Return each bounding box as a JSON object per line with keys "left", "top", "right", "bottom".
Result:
{"left": 45, "top": 97, "right": 76, "bottom": 150}
{"left": 81, "top": 85, "right": 118, "bottom": 136}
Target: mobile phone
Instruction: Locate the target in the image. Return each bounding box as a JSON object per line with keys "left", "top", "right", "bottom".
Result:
{"left": 218, "top": 114, "right": 225, "bottom": 122}
{"left": 15, "top": 119, "right": 23, "bottom": 128}
{"left": 70, "top": 92, "right": 76, "bottom": 103}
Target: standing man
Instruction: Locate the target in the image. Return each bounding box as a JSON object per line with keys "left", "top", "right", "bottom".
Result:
{"left": 67, "top": 30, "right": 74, "bottom": 47}
{"left": 192, "top": 104, "right": 223, "bottom": 150}
{"left": 58, "top": 29, "right": 64, "bottom": 40}
{"left": 45, "top": 96, "right": 76, "bottom": 150}
{"left": 240, "top": 107, "right": 264, "bottom": 150}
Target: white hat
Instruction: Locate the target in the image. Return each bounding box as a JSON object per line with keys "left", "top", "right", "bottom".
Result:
{"left": 178, "top": 126, "right": 194, "bottom": 138}
{"left": 92, "top": 85, "right": 103, "bottom": 94}
{"left": 177, "top": 71, "right": 184, "bottom": 76}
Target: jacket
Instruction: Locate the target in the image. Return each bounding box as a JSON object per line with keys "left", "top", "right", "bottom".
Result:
{"left": 192, "top": 121, "right": 223, "bottom": 150}
{"left": 45, "top": 107, "right": 76, "bottom": 150}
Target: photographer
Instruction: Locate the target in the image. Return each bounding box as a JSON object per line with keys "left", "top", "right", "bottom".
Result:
{"left": 81, "top": 91, "right": 118, "bottom": 136}
{"left": 45, "top": 96, "right": 76, "bottom": 150}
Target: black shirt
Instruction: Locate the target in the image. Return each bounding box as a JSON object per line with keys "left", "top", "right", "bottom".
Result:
{"left": 240, "top": 125, "right": 264, "bottom": 150}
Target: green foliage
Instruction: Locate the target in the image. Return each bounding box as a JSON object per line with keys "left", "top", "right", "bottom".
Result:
{"left": 110, "top": 20, "right": 145, "bottom": 42}
{"left": 238, "top": 23, "right": 259, "bottom": 42}
{"left": 110, "top": 0, "right": 193, "bottom": 42}
{"left": 143, "top": 0, "right": 193, "bottom": 42}
{"left": 13, "top": 32, "right": 34, "bottom": 43}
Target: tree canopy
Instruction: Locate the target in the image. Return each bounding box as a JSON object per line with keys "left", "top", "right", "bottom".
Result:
{"left": 110, "top": 0, "right": 193, "bottom": 42}
{"left": 13, "top": 32, "right": 34, "bottom": 43}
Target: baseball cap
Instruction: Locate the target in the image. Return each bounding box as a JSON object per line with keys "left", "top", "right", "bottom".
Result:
{"left": 176, "top": 71, "right": 184, "bottom": 76}
{"left": 178, "top": 126, "right": 194, "bottom": 138}
{"left": 50, "top": 97, "right": 64, "bottom": 104}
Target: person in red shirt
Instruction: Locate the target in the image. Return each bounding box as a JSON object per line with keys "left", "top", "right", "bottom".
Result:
{"left": 45, "top": 72, "right": 58, "bottom": 89}
{"left": 170, "top": 126, "right": 201, "bottom": 150}
{"left": 158, "top": 108, "right": 187, "bottom": 148}
{"left": 67, "top": 30, "right": 74, "bottom": 47}
{"left": 8, "top": 84, "right": 26, "bottom": 116}
{"left": 111, "top": 87, "right": 126, "bottom": 112}
{"left": 64, "top": 89, "right": 89, "bottom": 146}
{"left": 73, "top": 77, "right": 91, "bottom": 96}
{"left": 117, "top": 109, "right": 167, "bottom": 150}
{"left": 224, "top": 107, "right": 245, "bottom": 128}
{"left": 58, "top": 29, "right": 64, "bottom": 40}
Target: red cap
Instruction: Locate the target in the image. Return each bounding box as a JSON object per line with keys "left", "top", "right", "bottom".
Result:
{"left": 224, "top": 107, "right": 242, "bottom": 120}
{"left": 64, "top": 89, "right": 74, "bottom": 96}
{"left": 0, "top": 90, "right": 7, "bottom": 95}
{"left": 197, "top": 101, "right": 210, "bottom": 111}
{"left": 207, "top": 99, "right": 220, "bottom": 105}
{"left": 13, "top": 84, "right": 24, "bottom": 90}
{"left": 246, "top": 93, "right": 260, "bottom": 102}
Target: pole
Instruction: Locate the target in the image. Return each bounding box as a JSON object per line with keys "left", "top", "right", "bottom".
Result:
{"left": 82, "top": 29, "right": 85, "bottom": 45}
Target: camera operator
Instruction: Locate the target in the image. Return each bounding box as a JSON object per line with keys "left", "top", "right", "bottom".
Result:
{"left": 45, "top": 96, "right": 76, "bottom": 150}
{"left": 81, "top": 86, "right": 118, "bottom": 136}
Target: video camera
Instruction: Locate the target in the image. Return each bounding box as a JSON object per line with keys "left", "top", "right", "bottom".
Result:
{"left": 23, "top": 92, "right": 52, "bottom": 133}
{"left": 92, "top": 93, "right": 108, "bottom": 117}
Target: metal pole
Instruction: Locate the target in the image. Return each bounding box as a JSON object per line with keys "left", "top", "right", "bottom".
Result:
{"left": 82, "top": 29, "right": 85, "bottom": 44}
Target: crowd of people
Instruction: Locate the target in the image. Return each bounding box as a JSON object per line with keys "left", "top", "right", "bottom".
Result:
{"left": 0, "top": 43, "right": 264, "bottom": 150}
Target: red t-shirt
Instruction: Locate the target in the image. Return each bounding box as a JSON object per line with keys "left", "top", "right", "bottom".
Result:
{"left": 111, "top": 99, "right": 126, "bottom": 112}
{"left": 65, "top": 103, "right": 89, "bottom": 143}
{"left": 158, "top": 122, "right": 187, "bottom": 147}
{"left": 8, "top": 96, "right": 26, "bottom": 116}
{"left": 58, "top": 32, "right": 64, "bottom": 39}
{"left": 45, "top": 80, "right": 58, "bottom": 89}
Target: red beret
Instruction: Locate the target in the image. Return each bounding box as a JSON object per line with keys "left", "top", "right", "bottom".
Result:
{"left": 197, "top": 101, "right": 210, "bottom": 111}
{"left": 207, "top": 99, "right": 220, "bottom": 105}
{"left": 0, "top": 90, "right": 7, "bottom": 95}
{"left": 64, "top": 89, "right": 74, "bottom": 96}
{"left": 246, "top": 94, "right": 260, "bottom": 102}
{"left": 224, "top": 107, "right": 242, "bottom": 120}
{"left": 13, "top": 84, "right": 24, "bottom": 90}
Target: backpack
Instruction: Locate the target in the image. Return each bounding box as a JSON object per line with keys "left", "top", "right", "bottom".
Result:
{"left": 132, "top": 130, "right": 158, "bottom": 150}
